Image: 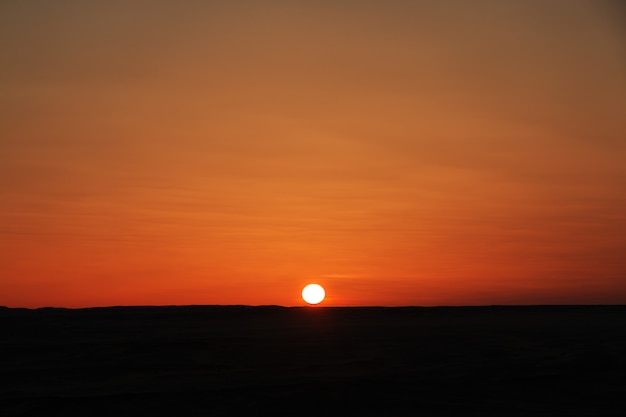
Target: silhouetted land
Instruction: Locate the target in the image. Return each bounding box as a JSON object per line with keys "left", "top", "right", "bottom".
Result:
{"left": 1, "top": 305, "right": 625, "bottom": 416}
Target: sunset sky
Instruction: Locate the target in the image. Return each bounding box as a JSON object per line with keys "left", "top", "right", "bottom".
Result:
{"left": 1, "top": 0, "right": 625, "bottom": 307}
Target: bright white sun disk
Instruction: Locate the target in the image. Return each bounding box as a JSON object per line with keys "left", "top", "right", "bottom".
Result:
{"left": 302, "top": 284, "right": 325, "bottom": 305}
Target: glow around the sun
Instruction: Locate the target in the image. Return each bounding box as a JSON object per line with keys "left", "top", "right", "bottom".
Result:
{"left": 302, "top": 284, "right": 325, "bottom": 305}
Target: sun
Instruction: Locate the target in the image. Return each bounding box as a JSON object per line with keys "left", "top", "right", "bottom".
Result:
{"left": 302, "top": 284, "right": 325, "bottom": 305}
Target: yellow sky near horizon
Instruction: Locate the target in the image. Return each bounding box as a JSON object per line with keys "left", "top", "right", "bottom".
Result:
{"left": 1, "top": 0, "right": 625, "bottom": 307}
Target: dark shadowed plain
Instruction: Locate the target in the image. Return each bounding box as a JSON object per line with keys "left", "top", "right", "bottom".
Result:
{"left": 1, "top": 305, "right": 625, "bottom": 416}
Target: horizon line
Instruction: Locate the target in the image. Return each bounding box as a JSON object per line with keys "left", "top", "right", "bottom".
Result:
{"left": 2, "top": 303, "right": 625, "bottom": 311}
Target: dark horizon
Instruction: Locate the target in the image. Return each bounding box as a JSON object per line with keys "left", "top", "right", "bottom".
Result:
{"left": 3, "top": 303, "right": 625, "bottom": 311}
{"left": 3, "top": 301, "right": 626, "bottom": 416}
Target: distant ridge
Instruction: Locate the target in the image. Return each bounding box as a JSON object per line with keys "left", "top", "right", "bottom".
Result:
{"left": 1, "top": 304, "right": 625, "bottom": 309}
{"left": 1, "top": 304, "right": 624, "bottom": 317}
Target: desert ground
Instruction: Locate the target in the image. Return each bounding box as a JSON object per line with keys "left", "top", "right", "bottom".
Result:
{"left": 1, "top": 305, "right": 625, "bottom": 416}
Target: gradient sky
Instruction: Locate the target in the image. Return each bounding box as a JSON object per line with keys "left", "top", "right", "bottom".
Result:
{"left": 1, "top": 0, "right": 625, "bottom": 307}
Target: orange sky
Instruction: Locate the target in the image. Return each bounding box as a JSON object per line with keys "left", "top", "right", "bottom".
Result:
{"left": 1, "top": 1, "right": 625, "bottom": 307}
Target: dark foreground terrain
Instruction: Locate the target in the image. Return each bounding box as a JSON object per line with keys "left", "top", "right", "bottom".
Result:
{"left": 1, "top": 305, "right": 625, "bottom": 416}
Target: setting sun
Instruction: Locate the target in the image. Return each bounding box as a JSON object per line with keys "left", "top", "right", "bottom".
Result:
{"left": 302, "top": 284, "right": 325, "bottom": 305}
